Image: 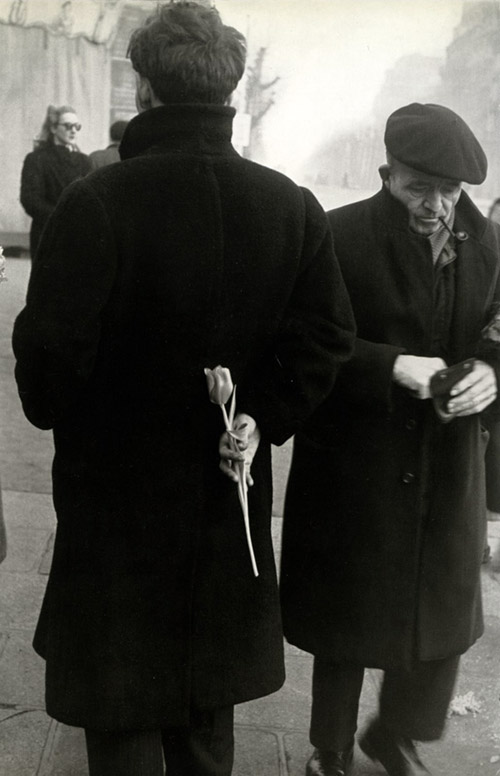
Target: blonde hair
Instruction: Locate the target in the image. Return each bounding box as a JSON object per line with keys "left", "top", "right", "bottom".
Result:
{"left": 36, "top": 104, "right": 77, "bottom": 147}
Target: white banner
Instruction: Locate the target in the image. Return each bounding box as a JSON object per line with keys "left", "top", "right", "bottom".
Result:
{"left": 0, "top": 0, "right": 124, "bottom": 45}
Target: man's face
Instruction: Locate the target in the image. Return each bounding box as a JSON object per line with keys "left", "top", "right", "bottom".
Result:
{"left": 386, "top": 161, "right": 462, "bottom": 236}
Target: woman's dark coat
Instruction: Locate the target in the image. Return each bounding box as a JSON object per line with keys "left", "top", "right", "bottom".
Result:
{"left": 20, "top": 143, "right": 91, "bottom": 258}
{"left": 12, "top": 104, "right": 355, "bottom": 731}
{"left": 281, "top": 186, "right": 500, "bottom": 669}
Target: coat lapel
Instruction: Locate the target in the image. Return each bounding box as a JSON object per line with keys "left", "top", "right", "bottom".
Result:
{"left": 450, "top": 192, "right": 494, "bottom": 361}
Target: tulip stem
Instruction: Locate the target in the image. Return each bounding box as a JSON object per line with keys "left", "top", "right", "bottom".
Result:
{"left": 238, "top": 466, "right": 259, "bottom": 577}
{"left": 221, "top": 403, "right": 231, "bottom": 432}
{"left": 220, "top": 392, "right": 259, "bottom": 577}
{"left": 228, "top": 385, "right": 237, "bottom": 428}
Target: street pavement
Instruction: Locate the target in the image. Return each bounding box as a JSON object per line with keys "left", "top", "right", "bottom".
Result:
{"left": 0, "top": 257, "right": 499, "bottom": 775}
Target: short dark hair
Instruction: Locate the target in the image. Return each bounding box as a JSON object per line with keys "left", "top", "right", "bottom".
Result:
{"left": 127, "top": 1, "right": 246, "bottom": 105}
{"left": 110, "top": 120, "right": 128, "bottom": 142}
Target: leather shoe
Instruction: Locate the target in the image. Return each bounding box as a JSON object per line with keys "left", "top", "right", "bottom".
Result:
{"left": 358, "top": 718, "right": 431, "bottom": 775}
{"left": 305, "top": 745, "right": 354, "bottom": 776}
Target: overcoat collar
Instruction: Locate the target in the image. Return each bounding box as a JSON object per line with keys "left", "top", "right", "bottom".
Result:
{"left": 377, "top": 183, "right": 416, "bottom": 233}
{"left": 119, "top": 104, "right": 237, "bottom": 160}
{"left": 450, "top": 190, "right": 497, "bottom": 361}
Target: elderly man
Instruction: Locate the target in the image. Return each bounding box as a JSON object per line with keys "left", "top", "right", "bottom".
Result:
{"left": 281, "top": 103, "right": 500, "bottom": 776}
{"left": 12, "top": 3, "right": 354, "bottom": 775}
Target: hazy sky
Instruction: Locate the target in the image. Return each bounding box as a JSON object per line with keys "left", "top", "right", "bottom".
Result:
{"left": 216, "top": 0, "right": 466, "bottom": 179}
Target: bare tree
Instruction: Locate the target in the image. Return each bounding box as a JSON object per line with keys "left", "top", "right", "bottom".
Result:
{"left": 243, "top": 47, "right": 280, "bottom": 159}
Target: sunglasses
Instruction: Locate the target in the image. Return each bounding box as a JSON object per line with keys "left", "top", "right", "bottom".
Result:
{"left": 58, "top": 122, "right": 81, "bottom": 132}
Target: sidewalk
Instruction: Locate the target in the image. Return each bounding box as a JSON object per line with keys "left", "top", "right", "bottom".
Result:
{"left": 1, "top": 259, "right": 499, "bottom": 775}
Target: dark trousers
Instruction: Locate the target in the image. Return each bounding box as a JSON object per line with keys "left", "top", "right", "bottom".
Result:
{"left": 310, "top": 656, "right": 460, "bottom": 750}
{"left": 483, "top": 414, "right": 500, "bottom": 513}
{"left": 85, "top": 706, "right": 234, "bottom": 776}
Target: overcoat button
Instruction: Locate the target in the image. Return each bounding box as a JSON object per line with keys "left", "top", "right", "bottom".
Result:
{"left": 406, "top": 419, "right": 416, "bottom": 430}
{"left": 402, "top": 472, "right": 415, "bottom": 484}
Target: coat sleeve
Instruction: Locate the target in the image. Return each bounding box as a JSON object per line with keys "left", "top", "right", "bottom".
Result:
{"left": 331, "top": 337, "right": 406, "bottom": 411}
{"left": 238, "top": 188, "right": 356, "bottom": 445}
{"left": 20, "top": 152, "right": 55, "bottom": 221}
{"left": 324, "top": 207, "right": 406, "bottom": 412}
{"left": 12, "top": 180, "right": 117, "bottom": 430}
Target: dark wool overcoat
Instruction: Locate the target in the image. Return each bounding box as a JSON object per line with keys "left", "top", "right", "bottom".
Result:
{"left": 12, "top": 104, "right": 355, "bottom": 731}
{"left": 20, "top": 143, "right": 92, "bottom": 258}
{"left": 281, "top": 186, "right": 500, "bottom": 669}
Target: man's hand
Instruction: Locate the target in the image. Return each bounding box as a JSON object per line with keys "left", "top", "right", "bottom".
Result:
{"left": 393, "top": 355, "right": 448, "bottom": 399}
{"left": 219, "top": 413, "right": 261, "bottom": 486}
{"left": 445, "top": 360, "right": 497, "bottom": 416}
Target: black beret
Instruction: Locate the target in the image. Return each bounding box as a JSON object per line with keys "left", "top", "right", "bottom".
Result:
{"left": 384, "top": 103, "right": 487, "bottom": 184}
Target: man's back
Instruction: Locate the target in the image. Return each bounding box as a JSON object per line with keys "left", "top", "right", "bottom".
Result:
{"left": 12, "top": 102, "right": 354, "bottom": 731}
{"left": 89, "top": 144, "right": 120, "bottom": 170}
{"left": 17, "top": 105, "right": 351, "bottom": 431}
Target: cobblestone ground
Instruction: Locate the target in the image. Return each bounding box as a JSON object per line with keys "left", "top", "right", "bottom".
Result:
{"left": 0, "top": 258, "right": 499, "bottom": 775}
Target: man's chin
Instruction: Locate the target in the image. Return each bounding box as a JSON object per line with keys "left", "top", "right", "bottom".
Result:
{"left": 412, "top": 218, "right": 440, "bottom": 235}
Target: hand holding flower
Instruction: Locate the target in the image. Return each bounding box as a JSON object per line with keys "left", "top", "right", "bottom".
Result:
{"left": 219, "top": 413, "right": 261, "bottom": 487}
{"left": 204, "top": 366, "right": 259, "bottom": 576}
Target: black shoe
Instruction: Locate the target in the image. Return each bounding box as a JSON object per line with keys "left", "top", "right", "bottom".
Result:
{"left": 306, "top": 745, "right": 354, "bottom": 776}
{"left": 358, "top": 718, "right": 431, "bottom": 775}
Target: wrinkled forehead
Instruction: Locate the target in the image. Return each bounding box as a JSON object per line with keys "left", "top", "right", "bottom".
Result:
{"left": 391, "top": 158, "right": 461, "bottom": 188}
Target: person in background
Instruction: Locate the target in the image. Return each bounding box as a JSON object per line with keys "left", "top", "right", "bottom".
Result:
{"left": 0, "top": 248, "right": 6, "bottom": 563}
{"left": 482, "top": 196, "right": 500, "bottom": 561}
{"left": 482, "top": 409, "right": 500, "bottom": 562}
{"left": 89, "top": 120, "right": 128, "bottom": 170}
{"left": 12, "top": 3, "right": 355, "bottom": 775}
{"left": 281, "top": 103, "right": 500, "bottom": 776}
{"left": 0, "top": 481, "right": 6, "bottom": 565}
{"left": 20, "top": 105, "right": 91, "bottom": 260}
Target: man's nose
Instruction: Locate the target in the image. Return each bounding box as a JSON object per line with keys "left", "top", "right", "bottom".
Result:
{"left": 423, "top": 190, "right": 443, "bottom": 213}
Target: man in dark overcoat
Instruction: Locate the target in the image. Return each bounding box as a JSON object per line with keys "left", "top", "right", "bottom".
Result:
{"left": 89, "top": 120, "right": 128, "bottom": 170}
{"left": 11, "top": 4, "right": 355, "bottom": 776}
{"left": 281, "top": 103, "right": 500, "bottom": 776}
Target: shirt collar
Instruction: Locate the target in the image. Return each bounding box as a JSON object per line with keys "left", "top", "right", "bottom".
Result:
{"left": 428, "top": 210, "right": 455, "bottom": 263}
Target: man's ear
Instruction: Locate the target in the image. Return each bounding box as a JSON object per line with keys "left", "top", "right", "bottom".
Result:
{"left": 378, "top": 163, "right": 390, "bottom": 182}
{"left": 135, "top": 74, "right": 154, "bottom": 113}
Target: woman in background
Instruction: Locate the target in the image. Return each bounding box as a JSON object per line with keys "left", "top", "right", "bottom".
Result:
{"left": 20, "top": 105, "right": 91, "bottom": 259}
